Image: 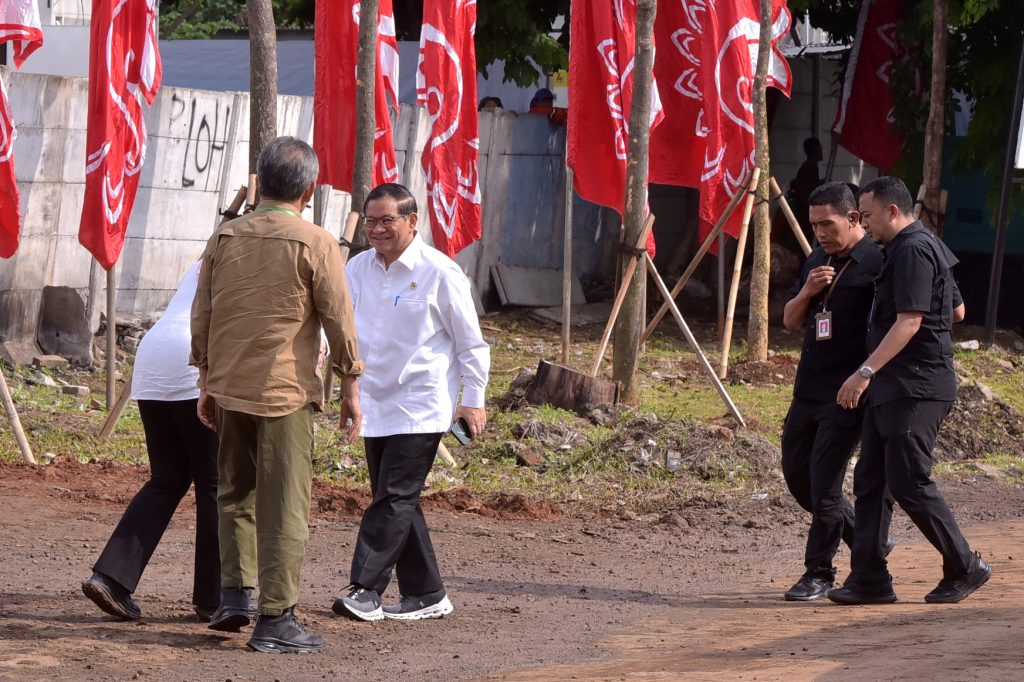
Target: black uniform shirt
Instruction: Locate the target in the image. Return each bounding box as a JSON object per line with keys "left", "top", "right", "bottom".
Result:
{"left": 789, "top": 235, "right": 883, "bottom": 402}
{"left": 867, "top": 220, "right": 960, "bottom": 405}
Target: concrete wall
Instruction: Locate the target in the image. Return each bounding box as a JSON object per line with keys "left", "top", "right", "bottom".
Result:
{"left": 0, "top": 71, "right": 616, "bottom": 356}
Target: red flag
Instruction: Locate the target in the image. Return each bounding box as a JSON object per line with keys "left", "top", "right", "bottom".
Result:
{"left": 566, "top": 0, "right": 662, "bottom": 254}
{"left": 417, "top": 0, "right": 481, "bottom": 257}
{"left": 832, "top": 0, "right": 905, "bottom": 173}
{"left": 79, "top": 0, "right": 161, "bottom": 270}
{"left": 680, "top": 0, "right": 791, "bottom": 242}
{"left": 314, "top": 0, "right": 399, "bottom": 192}
{"left": 0, "top": 0, "right": 42, "bottom": 259}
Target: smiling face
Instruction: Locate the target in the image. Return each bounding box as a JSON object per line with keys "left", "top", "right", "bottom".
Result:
{"left": 809, "top": 203, "right": 861, "bottom": 256}
{"left": 364, "top": 197, "right": 417, "bottom": 266}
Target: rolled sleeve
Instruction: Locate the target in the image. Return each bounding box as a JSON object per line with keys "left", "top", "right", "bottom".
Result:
{"left": 438, "top": 268, "right": 490, "bottom": 409}
{"left": 312, "top": 239, "right": 364, "bottom": 376}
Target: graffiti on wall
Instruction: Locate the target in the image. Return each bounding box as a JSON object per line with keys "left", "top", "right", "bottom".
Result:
{"left": 169, "top": 93, "right": 231, "bottom": 190}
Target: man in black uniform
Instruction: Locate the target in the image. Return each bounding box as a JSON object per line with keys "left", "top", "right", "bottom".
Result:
{"left": 829, "top": 176, "right": 990, "bottom": 605}
{"left": 780, "top": 182, "right": 883, "bottom": 601}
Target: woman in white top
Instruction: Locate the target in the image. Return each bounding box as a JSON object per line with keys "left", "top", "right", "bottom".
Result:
{"left": 82, "top": 263, "right": 221, "bottom": 621}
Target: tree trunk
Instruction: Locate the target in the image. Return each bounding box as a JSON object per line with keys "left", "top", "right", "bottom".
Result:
{"left": 352, "top": 0, "right": 378, "bottom": 218}
{"left": 746, "top": 0, "right": 773, "bottom": 362}
{"left": 247, "top": 0, "right": 278, "bottom": 176}
{"left": 611, "top": 0, "right": 657, "bottom": 404}
{"left": 921, "top": 0, "right": 948, "bottom": 235}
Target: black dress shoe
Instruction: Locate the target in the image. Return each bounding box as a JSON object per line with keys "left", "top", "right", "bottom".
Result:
{"left": 248, "top": 607, "right": 325, "bottom": 654}
{"left": 827, "top": 583, "right": 898, "bottom": 605}
{"left": 925, "top": 552, "right": 992, "bottom": 604}
{"left": 208, "top": 586, "right": 258, "bottom": 632}
{"left": 784, "top": 575, "right": 833, "bottom": 602}
{"left": 82, "top": 572, "right": 141, "bottom": 620}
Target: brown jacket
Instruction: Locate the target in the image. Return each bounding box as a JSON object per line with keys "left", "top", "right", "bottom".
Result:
{"left": 190, "top": 200, "right": 363, "bottom": 417}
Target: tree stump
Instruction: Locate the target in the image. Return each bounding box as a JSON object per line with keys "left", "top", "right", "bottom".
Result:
{"left": 525, "top": 360, "right": 618, "bottom": 414}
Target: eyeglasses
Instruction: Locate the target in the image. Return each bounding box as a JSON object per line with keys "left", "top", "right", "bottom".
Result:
{"left": 364, "top": 214, "right": 409, "bottom": 229}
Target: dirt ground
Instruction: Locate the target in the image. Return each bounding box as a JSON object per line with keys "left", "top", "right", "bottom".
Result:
{"left": 1, "top": 460, "right": 1023, "bottom": 681}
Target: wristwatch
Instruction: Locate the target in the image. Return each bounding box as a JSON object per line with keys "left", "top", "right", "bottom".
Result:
{"left": 858, "top": 365, "right": 875, "bottom": 379}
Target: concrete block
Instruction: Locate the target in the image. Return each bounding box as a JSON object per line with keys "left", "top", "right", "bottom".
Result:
{"left": 47, "top": 236, "right": 91, "bottom": 288}
{"left": 61, "top": 384, "right": 90, "bottom": 397}
{"left": 0, "top": 289, "right": 42, "bottom": 345}
{"left": 19, "top": 181, "right": 63, "bottom": 236}
{"left": 33, "top": 354, "right": 69, "bottom": 370}
{"left": 36, "top": 286, "right": 93, "bottom": 366}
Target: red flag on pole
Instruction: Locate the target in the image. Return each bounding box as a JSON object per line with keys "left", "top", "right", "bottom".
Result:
{"left": 314, "top": 0, "right": 400, "bottom": 192}
{"left": 79, "top": 0, "right": 161, "bottom": 270}
{"left": 566, "top": 0, "right": 663, "bottom": 254}
{"left": 417, "top": 0, "right": 481, "bottom": 257}
{"left": 0, "top": 0, "right": 42, "bottom": 259}
{"left": 650, "top": 0, "right": 791, "bottom": 242}
{"left": 832, "top": 0, "right": 906, "bottom": 173}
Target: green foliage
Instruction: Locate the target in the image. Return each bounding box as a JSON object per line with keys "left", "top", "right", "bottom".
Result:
{"left": 158, "top": 0, "right": 312, "bottom": 39}
{"left": 476, "top": 0, "right": 569, "bottom": 87}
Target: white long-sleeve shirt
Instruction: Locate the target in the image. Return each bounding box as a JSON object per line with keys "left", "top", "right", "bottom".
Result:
{"left": 345, "top": 233, "right": 490, "bottom": 437}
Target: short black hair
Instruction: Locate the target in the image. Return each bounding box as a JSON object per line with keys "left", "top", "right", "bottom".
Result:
{"left": 364, "top": 182, "right": 417, "bottom": 215}
{"left": 803, "top": 137, "right": 822, "bottom": 156}
{"left": 478, "top": 96, "right": 504, "bottom": 110}
{"left": 861, "top": 176, "right": 914, "bottom": 215}
{"left": 808, "top": 181, "right": 856, "bottom": 215}
{"left": 257, "top": 136, "right": 318, "bottom": 201}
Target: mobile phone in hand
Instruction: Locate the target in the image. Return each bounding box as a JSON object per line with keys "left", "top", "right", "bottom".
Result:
{"left": 449, "top": 417, "right": 472, "bottom": 445}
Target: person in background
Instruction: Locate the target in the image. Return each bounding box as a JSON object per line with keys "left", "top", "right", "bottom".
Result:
{"left": 333, "top": 182, "right": 490, "bottom": 623}
{"left": 528, "top": 88, "right": 567, "bottom": 125}
{"left": 779, "top": 182, "right": 883, "bottom": 601}
{"left": 789, "top": 137, "right": 824, "bottom": 243}
{"left": 191, "top": 136, "right": 364, "bottom": 653}
{"left": 82, "top": 262, "right": 220, "bottom": 622}
{"left": 478, "top": 96, "right": 503, "bottom": 111}
{"left": 830, "top": 176, "right": 988, "bottom": 606}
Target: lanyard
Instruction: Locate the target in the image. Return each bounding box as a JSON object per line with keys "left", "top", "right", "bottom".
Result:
{"left": 255, "top": 206, "right": 302, "bottom": 219}
{"left": 821, "top": 255, "right": 854, "bottom": 312}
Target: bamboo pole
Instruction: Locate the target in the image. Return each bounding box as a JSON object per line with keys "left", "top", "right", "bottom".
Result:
{"left": 769, "top": 176, "right": 812, "bottom": 256}
{"left": 0, "top": 367, "right": 35, "bottom": 464}
{"left": 245, "top": 173, "right": 258, "bottom": 211}
{"left": 913, "top": 183, "right": 926, "bottom": 220}
{"left": 105, "top": 266, "right": 117, "bottom": 409}
{"left": 717, "top": 231, "right": 725, "bottom": 334}
{"left": 98, "top": 374, "right": 133, "bottom": 439}
{"left": 718, "top": 171, "right": 761, "bottom": 379}
{"left": 640, "top": 168, "right": 757, "bottom": 343}
{"left": 561, "top": 167, "right": 574, "bottom": 365}
{"left": 644, "top": 253, "right": 746, "bottom": 427}
{"left": 590, "top": 214, "right": 655, "bottom": 377}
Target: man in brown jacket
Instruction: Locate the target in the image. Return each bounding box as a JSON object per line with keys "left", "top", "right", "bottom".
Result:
{"left": 191, "top": 136, "right": 364, "bottom": 653}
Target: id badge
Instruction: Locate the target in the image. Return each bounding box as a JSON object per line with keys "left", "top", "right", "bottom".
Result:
{"left": 815, "top": 311, "right": 833, "bottom": 341}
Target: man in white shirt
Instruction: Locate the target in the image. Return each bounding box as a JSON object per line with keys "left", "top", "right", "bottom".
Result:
{"left": 333, "top": 183, "right": 490, "bottom": 622}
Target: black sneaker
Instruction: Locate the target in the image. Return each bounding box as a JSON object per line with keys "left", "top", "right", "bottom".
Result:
{"left": 208, "top": 586, "right": 258, "bottom": 632}
{"left": 925, "top": 552, "right": 992, "bottom": 604}
{"left": 82, "top": 571, "right": 141, "bottom": 620}
{"left": 382, "top": 588, "right": 454, "bottom": 620}
{"left": 784, "top": 575, "right": 833, "bottom": 602}
{"left": 332, "top": 586, "right": 383, "bottom": 622}
{"left": 827, "top": 582, "right": 898, "bottom": 605}
{"left": 247, "top": 607, "right": 325, "bottom": 654}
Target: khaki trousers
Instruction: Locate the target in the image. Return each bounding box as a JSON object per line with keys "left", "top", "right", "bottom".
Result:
{"left": 216, "top": 405, "right": 314, "bottom": 615}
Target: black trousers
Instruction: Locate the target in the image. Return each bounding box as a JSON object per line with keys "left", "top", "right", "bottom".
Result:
{"left": 849, "top": 398, "right": 973, "bottom": 586}
{"left": 94, "top": 399, "right": 220, "bottom": 609}
{"left": 781, "top": 397, "right": 862, "bottom": 580}
{"left": 350, "top": 433, "right": 444, "bottom": 596}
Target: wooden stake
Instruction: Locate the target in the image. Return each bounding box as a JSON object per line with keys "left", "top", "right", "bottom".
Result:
{"left": 221, "top": 185, "right": 248, "bottom": 224}
{"left": 913, "top": 183, "right": 926, "bottom": 220}
{"left": 561, "top": 166, "right": 574, "bottom": 365}
{"left": 591, "top": 214, "right": 655, "bottom": 377}
{"left": 641, "top": 168, "right": 757, "bottom": 343}
{"left": 719, "top": 172, "right": 760, "bottom": 379}
{"left": 645, "top": 253, "right": 745, "bottom": 427}
{"left": 769, "top": 176, "right": 812, "bottom": 256}
{"left": 99, "top": 373, "right": 133, "bottom": 440}
{"left": 245, "top": 173, "right": 258, "bottom": 211}
{"left": 0, "top": 367, "right": 35, "bottom": 464}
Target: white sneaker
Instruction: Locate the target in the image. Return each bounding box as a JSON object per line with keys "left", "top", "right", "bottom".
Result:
{"left": 382, "top": 589, "right": 453, "bottom": 621}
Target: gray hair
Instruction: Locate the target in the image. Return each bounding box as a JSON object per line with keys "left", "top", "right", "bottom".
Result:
{"left": 257, "top": 136, "right": 319, "bottom": 201}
